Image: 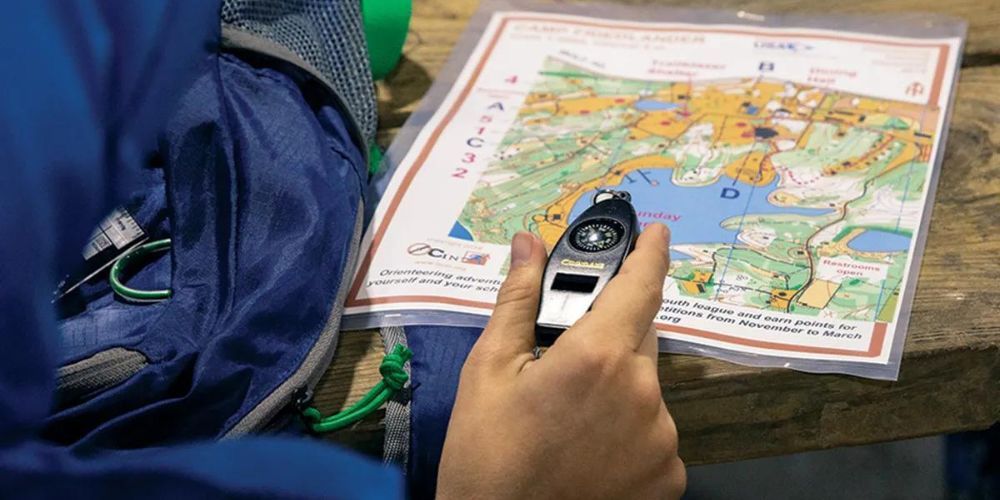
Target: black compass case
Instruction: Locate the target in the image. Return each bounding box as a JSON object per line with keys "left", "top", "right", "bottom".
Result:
{"left": 535, "top": 191, "right": 639, "bottom": 346}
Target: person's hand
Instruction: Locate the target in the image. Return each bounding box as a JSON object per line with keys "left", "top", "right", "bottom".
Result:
{"left": 437, "top": 223, "right": 685, "bottom": 499}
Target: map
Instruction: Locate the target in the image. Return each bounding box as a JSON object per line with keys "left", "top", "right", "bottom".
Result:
{"left": 450, "top": 57, "right": 937, "bottom": 323}
{"left": 344, "top": 8, "right": 962, "bottom": 377}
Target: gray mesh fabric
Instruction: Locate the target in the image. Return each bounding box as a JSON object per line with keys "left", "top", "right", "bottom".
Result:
{"left": 221, "top": 0, "right": 378, "bottom": 145}
{"left": 380, "top": 325, "right": 411, "bottom": 467}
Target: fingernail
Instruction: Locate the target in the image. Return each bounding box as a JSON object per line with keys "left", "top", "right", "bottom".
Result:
{"left": 511, "top": 232, "right": 533, "bottom": 267}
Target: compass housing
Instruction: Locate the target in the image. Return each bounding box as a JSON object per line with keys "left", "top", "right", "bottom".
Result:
{"left": 536, "top": 190, "right": 639, "bottom": 346}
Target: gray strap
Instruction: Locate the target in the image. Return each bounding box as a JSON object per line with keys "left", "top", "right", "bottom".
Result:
{"left": 56, "top": 347, "right": 148, "bottom": 410}
{"left": 380, "top": 325, "right": 411, "bottom": 468}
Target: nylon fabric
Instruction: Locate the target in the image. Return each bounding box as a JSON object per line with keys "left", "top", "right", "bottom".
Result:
{"left": 2, "top": 439, "right": 399, "bottom": 498}
{"left": 405, "top": 325, "right": 482, "bottom": 498}
{"left": 47, "top": 51, "right": 368, "bottom": 449}
{"left": 1, "top": 1, "right": 402, "bottom": 497}
{"left": 0, "top": 0, "right": 219, "bottom": 446}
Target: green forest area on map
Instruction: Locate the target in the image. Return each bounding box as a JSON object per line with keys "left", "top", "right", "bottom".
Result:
{"left": 450, "top": 57, "right": 939, "bottom": 322}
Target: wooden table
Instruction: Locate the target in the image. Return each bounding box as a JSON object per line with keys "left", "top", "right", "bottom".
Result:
{"left": 314, "top": 0, "right": 1000, "bottom": 464}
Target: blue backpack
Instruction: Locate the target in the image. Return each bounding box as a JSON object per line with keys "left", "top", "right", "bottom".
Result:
{"left": 47, "top": 0, "right": 376, "bottom": 448}
{"left": 1, "top": 0, "right": 402, "bottom": 497}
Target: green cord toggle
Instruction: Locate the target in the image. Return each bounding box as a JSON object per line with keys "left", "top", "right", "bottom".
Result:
{"left": 302, "top": 344, "right": 413, "bottom": 433}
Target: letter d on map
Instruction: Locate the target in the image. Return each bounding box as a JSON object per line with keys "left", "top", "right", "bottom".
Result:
{"left": 721, "top": 187, "right": 740, "bottom": 199}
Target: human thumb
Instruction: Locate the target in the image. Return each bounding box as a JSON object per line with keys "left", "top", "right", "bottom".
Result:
{"left": 475, "top": 232, "right": 547, "bottom": 361}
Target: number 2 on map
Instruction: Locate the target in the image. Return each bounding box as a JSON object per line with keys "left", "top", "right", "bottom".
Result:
{"left": 452, "top": 167, "right": 469, "bottom": 179}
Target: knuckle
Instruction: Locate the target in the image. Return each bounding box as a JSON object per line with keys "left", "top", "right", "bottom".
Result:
{"left": 620, "top": 265, "right": 648, "bottom": 286}
{"left": 664, "top": 408, "right": 679, "bottom": 435}
{"left": 639, "top": 278, "right": 665, "bottom": 301}
{"left": 462, "top": 347, "right": 488, "bottom": 371}
{"left": 664, "top": 433, "right": 680, "bottom": 459}
{"left": 658, "top": 440, "right": 680, "bottom": 466}
{"left": 666, "top": 457, "right": 687, "bottom": 499}
{"left": 632, "top": 371, "right": 664, "bottom": 409}
{"left": 660, "top": 417, "right": 681, "bottom": 457}
{"left": 572, "top": 341, "right": 628, "bottom": 377}
{"left": 495, "top": 277, "right": 537, "bottom": 309}
{"left": 574, "top": 345, "right": 609, "bottom": 373}
{"left": 457, "top": 359, "right": 482, "bottom": 389}
{"left": 464, "top": 338, "right": 501, "bottom": 370}
{"left": 603, "top": 341, "right": 631, "bottom": 366}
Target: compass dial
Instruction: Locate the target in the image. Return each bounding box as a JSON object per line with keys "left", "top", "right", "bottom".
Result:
{"left": 569, "top": 219, "right": 625, "bottom": 253}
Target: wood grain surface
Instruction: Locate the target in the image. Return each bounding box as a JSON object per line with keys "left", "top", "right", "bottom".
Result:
{"left": 314, "top": 0, "right": 1000, "bottom": 464}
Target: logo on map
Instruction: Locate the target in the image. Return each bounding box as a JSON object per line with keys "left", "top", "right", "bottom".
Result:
{"left": 407, "top": 242, "right": 457, "bottom": 261}
{"left": 461, "top": 251, "right": 490, "bottom": 266}
{"left": 407, "top": 242, "right": 486, "bottom": 265}
{"left": 753, "top": 40, "right": 814, "bottom": 53}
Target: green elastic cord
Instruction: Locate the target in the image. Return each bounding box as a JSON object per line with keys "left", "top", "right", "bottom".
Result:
{"left": 109, "top": 238, "right": 173, "bottom": 302}
{"left": 361, "top": 0, "right": 412, "bottom": 80}
{"left": 302, "top": 344, "right": 413, "bottom": 433}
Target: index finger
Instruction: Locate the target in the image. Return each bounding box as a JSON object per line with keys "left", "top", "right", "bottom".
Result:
{"left": 585, "top": 223, "right": 670, "bottom": 349}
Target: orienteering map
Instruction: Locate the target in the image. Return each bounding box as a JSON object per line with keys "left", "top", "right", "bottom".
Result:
{"left": 452, "top": 56, "right": 938, "bottom": 323}
{"left": 344, "top": 9, "right": 963, "bottom": 377}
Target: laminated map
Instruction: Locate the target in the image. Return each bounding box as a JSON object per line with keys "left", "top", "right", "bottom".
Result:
{"left": 344, "top": 3, "right": 965, "bottom": 379}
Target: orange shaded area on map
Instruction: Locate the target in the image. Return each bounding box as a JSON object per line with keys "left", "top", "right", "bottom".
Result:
{"left": 533, "top": 154, "right": 677, "bottom": 247}
{"left": 723, "top": 150, "right": 776, "bottom": 186}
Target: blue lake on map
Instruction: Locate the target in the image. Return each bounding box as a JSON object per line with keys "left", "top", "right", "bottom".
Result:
{"left": 568, "top": 168, "right": 833, "bottom": 260}
{"left": 633, "top": 99, "right": 680, "bottom": 111}
{"left": 847, "top": 229, "right": 911, "bottom": 253}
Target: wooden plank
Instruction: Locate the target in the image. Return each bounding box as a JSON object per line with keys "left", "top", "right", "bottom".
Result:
{"left": 316, "top": 0, "right": 1000, "bottom": 463}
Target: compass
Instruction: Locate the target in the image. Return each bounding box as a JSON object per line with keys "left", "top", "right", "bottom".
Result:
{"left": 569, "top": 218, "right": 625, "bottom": 253}
{"left": 536, "top": 190, "right": 638, "bottom": 346}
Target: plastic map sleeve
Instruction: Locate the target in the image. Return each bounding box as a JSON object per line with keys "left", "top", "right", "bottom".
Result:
{"left": 344, "top": 0, "right": 966, "bottom": 380}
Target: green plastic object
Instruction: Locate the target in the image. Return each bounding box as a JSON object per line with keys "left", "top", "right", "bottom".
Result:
{"left": 302, "top": 344, "right": 413, "bottom": 432}
{"left": 368, "top": 142, "right": 383, "bottom": 176}
{"left": 362, "top": 0, "right": 412, "bottom": 80}
{"left": 109, "top": 238, "right": 173, "bottom": 302}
